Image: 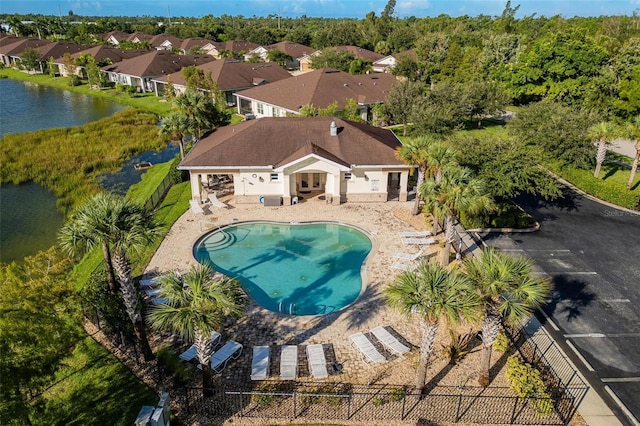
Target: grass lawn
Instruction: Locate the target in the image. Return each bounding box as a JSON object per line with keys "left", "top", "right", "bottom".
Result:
{"left": 0, "top": 68, "right": 172, "bottom": 115}
{"left": 551, "top": 160, "right": 640, "bottom": 209}
{"left": 37, "top": 336, "right": 157, "bottom": 426}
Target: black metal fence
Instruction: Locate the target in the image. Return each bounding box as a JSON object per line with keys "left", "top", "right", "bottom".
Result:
{"left": 143, "top": 171, "right": 174, "bottom": 212}
{"left": 178, "top": 382, "right": 571, "bottom": 425}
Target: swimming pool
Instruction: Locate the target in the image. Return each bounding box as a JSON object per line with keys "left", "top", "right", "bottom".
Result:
{"left": 193, "top": 221, "right": 372, "bottom": 316}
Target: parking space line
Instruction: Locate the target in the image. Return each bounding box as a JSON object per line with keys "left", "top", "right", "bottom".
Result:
{"left": 604, "top": 385, "right": 640, "bottom": 426}
{"left": 565, "top": 333, "right": 640, "bottom": 338}
{"left": 600, "top": 299, "right": 631, "bottom": 303}
{"left": 566, "top": 340, "right": 595, "bottom": 371}
{"left": 542, "top": 271, "right": 598, "bottom": 275}
{"left": 602, "top": 378, "right": 640, "bottom": 383}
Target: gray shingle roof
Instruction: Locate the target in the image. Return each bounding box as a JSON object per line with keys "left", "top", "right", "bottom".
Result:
{"left": 154, "top": 60, "right": 292, "bottom": 91}
{"left": 179, "top": 117, "right": 404, "bottom": 169}
{"left": 234, "top": 68, "right": 397, "bottom": 112}
{"left": 100, "top": 50, "right": 215, "bottom": 78}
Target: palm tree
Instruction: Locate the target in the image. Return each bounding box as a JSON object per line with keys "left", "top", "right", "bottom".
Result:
{"left": 59, "top": 192, "right": 161, "bottom": 361}
{"left": 396, "top": 136, "right": 436, "bottom": 215}
{"left": 384, "top": 260, "right": 480, "bottom": 392}
{"left": 174, "top": 90, "right": 215, "bottom": 139}
{"left": 588, "top": 121, "right": 617, "bottom": 178}
{"left": 159, "top": 112, "right": 194, "bottom": 159}
{"left": 625, "top": 115, "right": 640, "bottom": 190}
{"left": 463, "top": 247, "right": 550, "bottom": 386}
{"left": 420, "top": 167, "right": 495, "bottom": 265}
{"left": 147, "top": 264, "right": 246, "bottom": 391}
{"left": 424, "top": 141, "right": 458, "bottom": 233}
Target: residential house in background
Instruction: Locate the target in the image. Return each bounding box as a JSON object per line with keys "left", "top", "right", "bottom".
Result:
{"left": 152, "top": 60, "right": 292, "bottom": 105}
{"left": 0, "top": 37, "right": 51, "bottom": 67}
{"left": 372, "top": 49, "right": 417, "bottom": 73}
{"left": 101, "top": 50, "right": 214, "bottom": 92}
{"left": 103, "top": 30, "right": 131, "bottom": 45}
{"left": 178, "top": 117, "right": 411, "bottom": 205}
{"left": 234, "top": 68, "right": 397, "bottom": 121}
{"left": 244, "top": 40, "right": 316, "bottom": 70}
{"left": 207, "top": 40, "right": 259, "bottom": 59}
{"left": 333, "top": 45, "right": 386, "bottom": 63}
{"left": 150, "top": 34, "right": 184, "bottom": 51}
{"left": 178, "top": 37, "right": 218, "bottom": 55}
{"left": 53, "top": 46, "right": 149, "bottom": 77}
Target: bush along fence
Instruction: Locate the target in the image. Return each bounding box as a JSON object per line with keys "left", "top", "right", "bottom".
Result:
{"left": 177, "top": 381, "right": 572, "bottom": 425}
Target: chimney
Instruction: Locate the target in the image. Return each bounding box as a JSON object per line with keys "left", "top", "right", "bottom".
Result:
{"left": 330, "top": 121, "right": 337, "bottom": 136}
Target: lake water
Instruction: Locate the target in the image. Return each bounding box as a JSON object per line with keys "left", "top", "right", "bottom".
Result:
{"left": 0, "top": 79, "right": 130, "bottom": 263}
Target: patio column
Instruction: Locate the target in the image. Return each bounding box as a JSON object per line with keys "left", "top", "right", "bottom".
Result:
{"left": 331, "top": 172, "right": 341, "bottom": 205}
{"left": 189, "top": 172, "right": 201, "bottom": 200}
{"left": 399, "top": 171, "right": 409, "bottom": 202}
{"left": 282, "top": 174, "right": 292, "bottom": 205}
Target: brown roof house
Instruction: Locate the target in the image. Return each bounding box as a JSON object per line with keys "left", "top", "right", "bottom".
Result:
{"left": 178, "top": 37, "right": 218, "bottom": 55}
{"left": 103, "top": 30, "right": 131, "bottom": 45}
{"left": 0, "top": 37, "right": 51, "bottom": 67}
{"left": 178, "top": 116, "right": 412, "bottom": 205}
{"left": 152, "top": 60, "right": 292, "bottom": 105}
{"left": 208, "top": 40, "right": 259, "bottom": 59}
{"left": 372, "top": 49, "right": 417, "bottom": 73}
{"left": 244, "top": 40, "right": 317, "bottom": 70}
{"left": 101, "top": 50, "right": 214, "bottom": 92}
{"left": 149, "top": 34, "right": 184, "bottom": 51}
{"left": 53, "top": 45, "right": 149, "bottom": 78}
{"left": 234, "top": 68, "right": 397, "bottom": 121}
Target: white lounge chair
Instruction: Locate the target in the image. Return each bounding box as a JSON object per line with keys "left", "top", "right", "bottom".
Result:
{"left": 180, "top": 330, "right": 221, "bottom": 363}
{"left": 399, "top": 231, "right": 432, "bottom": 238}
{"left": 139, "top": 276, "right": 158, "bottom": 288}
{"left": 250, "top": 346, "right": 270, "bottom": 380}
{"left": 210, "top": 340, "right": 243, "bottom": 373}
{"left": 179, "top": 344, "right": 197, "bottom": 361}
{"left": 306, "top": 344, "right": 328, "bottom": 379}
{"left": 394, "top": 249, "right": 423, "bottom": 261}
{"left": 392, "top": 262, "right": 416, "bottom": 271}
{"left": 280, "top": 345, "right": 298, "bottom": 380}
{"left": 350, "top": 332, "right": 386, "bottom": 363}
{"left": 402, "top": 237, "right": 437, "bottom": 245}
{"left": 208, "top": 193, "right": 228, "bottom": 209}
{"left": 189, "top": 199, "right": 205, "bottom": 215}
{"left": 370, "top": 326, "right": 410, "bottom": 355}
{"left": 143, "top": 287, "right": 162, "bottom": 298}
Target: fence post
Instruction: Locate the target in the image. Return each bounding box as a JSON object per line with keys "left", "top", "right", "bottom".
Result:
{"left": 293, "top": 389, "right": 297, "bottom": 419}
{"left": 347, "top": 392, "right": 352, "bottom": 419}
{"left": 455, "top": 389, "right": 463, "bottom": 422}
{"left": 401, "top": 392, "right": 407, "bottom": 420}
{"left": 510, "top": 396, "right": 519, "bottom": 424}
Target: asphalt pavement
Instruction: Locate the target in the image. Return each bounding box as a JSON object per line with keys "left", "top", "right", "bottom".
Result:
{"left": 481, "top": 186, "right": 640, "bottom": 426}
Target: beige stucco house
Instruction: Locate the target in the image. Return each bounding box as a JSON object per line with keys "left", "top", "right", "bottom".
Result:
{"left": 178, "top": 117, "right": 411, "bottom": 206}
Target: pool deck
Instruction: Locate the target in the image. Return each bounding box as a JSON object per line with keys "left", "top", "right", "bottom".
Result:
{"left": 144, "top": 195, "right": 446, "bottom": 387}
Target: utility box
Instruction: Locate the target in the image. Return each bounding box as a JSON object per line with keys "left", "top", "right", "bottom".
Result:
{"left": 135, "top": 406, "right": 155, "bottom": 426}
{"left": 263, "top": 196, "right": 282, "bottom": 207}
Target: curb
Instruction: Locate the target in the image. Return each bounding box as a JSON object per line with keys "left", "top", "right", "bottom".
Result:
{"left": 549, "top": 171, "right": 640, "bottom": 216}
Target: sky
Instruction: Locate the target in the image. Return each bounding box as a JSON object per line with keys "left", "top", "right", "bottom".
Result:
{"left": 0, "top": 0, "right": 638, "bottom": 20}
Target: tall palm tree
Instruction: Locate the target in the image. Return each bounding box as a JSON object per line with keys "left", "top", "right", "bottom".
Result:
{"left": 59, "top": 192, "right": 161, "bottom": 361}
{"left": 625, "top": 115, "right": 640, "bottom": 190}
{"left": 420, "top": 167, "right": 495, "bottom": 265}
{"left": 464, "top": 247, "right": 550, "bottom": 386}
{"left": 396, "top": 136, "right": 436, "bottom": 215}
{"left": 159, "top": 112, "right": 194, "bottom": 159}
{"left": 174, "top": 90, "right": 214, "bottom": 139}
{"left": 425, "top": 141, "right": 458, "bottom": 185}
{"left": 588, "top": 121, "right": 617, "bottom": 178}
{"left": 147, "top": 264, "right": 246, "bottom": 391}
{"left": 384, "top": 260, "right": 480, "bottom": 392}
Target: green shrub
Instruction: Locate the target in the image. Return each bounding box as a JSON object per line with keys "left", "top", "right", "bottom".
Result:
{"left": 388, "top": 386, "right": 406, "bottom": 402}
{"left": 505, "top": 355, "right": 553, "bottom": 416}
{"left": 371, "top": 396, "right": 385, "bottom": 407}
{"left": 493, "top": 332, "right": 510, "bottom": 353}
{"left": 253, "top": 384, "right": 280, "bottom": 407}
{"left": 156, "top": 346, "right": 193, "bottom": 386}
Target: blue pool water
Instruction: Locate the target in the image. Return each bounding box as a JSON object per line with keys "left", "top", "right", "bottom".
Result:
{"left": 193, "top": 222, "right": 372, "bottom": 316}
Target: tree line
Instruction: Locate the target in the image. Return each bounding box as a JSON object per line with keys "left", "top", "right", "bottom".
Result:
{"left": 3, "top": 1, "right": 640, "bottom": 119}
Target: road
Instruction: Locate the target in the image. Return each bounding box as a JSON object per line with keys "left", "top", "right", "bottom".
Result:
{"left": 481, "top": 187, "right": 640, "bottom": 426}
